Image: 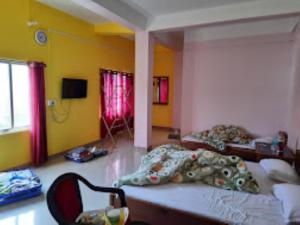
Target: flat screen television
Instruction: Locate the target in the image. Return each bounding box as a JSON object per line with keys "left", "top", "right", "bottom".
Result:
{"left": 62, "top": 78, "right": 87, "bottom": 99}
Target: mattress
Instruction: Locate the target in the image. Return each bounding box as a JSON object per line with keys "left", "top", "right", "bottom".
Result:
{"left": 122, "top": 161, "right": 285, "bottom": 225}
{"left": 182, "top": 135, "right": 255, "bottom": 150}
{"left": 0, "top": 169, "right": 42, "bottom": 206}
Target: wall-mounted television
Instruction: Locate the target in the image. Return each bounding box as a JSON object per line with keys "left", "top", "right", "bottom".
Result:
{"left": 62, "top": 78, "right": 87, "bottom": 99}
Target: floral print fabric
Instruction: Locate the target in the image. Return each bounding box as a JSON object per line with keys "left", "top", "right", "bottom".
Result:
{"left": 210, "top": 125, "right": 254, "bottom": 144}
{"left": 114, "top": 144, "right": 259, "bottom": 194}
{"left": 190, "top": 130, "right": 226, "bottom": 151}
{"left": 191, "top": 125, "right": 254, "bottom": 151}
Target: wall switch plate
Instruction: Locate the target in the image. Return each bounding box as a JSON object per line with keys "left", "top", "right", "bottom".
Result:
{"left": 47, "top": 99, "right": 56, "bottom": 107}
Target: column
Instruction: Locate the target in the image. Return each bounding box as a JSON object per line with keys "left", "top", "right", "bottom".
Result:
{"left": 172, "top": 51, "right": 183, "bottom": 130}
{"left": 134, "top": 31, "right": 154, "bottom": 149}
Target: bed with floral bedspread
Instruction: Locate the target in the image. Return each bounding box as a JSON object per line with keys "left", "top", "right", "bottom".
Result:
{"left": 114, "top": 144, "right": 259, "bottom": 194}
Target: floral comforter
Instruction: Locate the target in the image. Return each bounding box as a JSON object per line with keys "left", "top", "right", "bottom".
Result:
{"left": 190, "top": 125, "right": 254, "bottom": 151}
{"left": 114, "top": 145, "right": 259, "bottom": 194}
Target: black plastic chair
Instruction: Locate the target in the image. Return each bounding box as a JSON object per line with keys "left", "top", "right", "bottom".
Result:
{"left": 47, "top": 173, "right": 130, "bottom": 225}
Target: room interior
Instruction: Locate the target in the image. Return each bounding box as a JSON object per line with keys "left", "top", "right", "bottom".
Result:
{"left": 1, "top": 0, "right": 300, "bottom": 225}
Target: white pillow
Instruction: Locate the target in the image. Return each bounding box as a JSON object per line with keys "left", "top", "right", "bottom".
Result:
{"left": 260, "top": 159, "right": 299, "bottom": 184}
{"left": 273, "top": 184, "right": 300, "bottom": 223}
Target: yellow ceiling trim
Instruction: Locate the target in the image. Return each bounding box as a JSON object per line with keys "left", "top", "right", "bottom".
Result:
{"left": 95, "top": 22, "right": 134, "bottom": 36}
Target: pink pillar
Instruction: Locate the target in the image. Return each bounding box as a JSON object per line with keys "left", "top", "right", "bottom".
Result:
{"left": 172, "top": 51, "right": 183, "bottom": 130}
{"left": 180, "top": 43, "right": 195, "bottom": 136}
{"left": 287, "top": 29, "right": 300, "bottom": 149}
{"left": 134, "top": 31, "right": 154, "bottom": 148}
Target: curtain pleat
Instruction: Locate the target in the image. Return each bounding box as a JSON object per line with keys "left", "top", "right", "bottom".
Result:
{"left": 100, "top": 70, "right": 134, "bottom": 138}
{"left": 28, "top": 61, "right": 48, "bottom": 166}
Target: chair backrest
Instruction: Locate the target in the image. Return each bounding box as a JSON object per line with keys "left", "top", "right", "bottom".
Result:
{"left": 47, "top": 173, "right": 84, "bottom": 224}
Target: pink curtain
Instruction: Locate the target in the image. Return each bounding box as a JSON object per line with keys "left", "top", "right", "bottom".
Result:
{"left": 28, "top": 62, "right": 48, "bottom": 166}
{"left": 100, "top": 70, "right": 134, "bottom": 138}
{"left": 160, "top": 78, "right": 168, "bottom": 104}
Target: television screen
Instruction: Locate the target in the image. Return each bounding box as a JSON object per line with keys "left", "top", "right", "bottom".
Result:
{"left": 62, "top": 78, "right": 87, "bottom": 99}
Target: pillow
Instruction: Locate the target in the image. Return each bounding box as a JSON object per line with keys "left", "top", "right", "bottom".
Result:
{"left": 260, "top": 159, "right": 299, "bottom": 184}
{"left": 273, "top": 184, "right": 300, "bottom": 223}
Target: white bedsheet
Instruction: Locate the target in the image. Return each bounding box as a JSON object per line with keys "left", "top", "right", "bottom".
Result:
{"left": 122, "top": 162, "right": 285, "bottom": 225}
{"left": 182, "top": 135, "right": 255, "bottom": 150}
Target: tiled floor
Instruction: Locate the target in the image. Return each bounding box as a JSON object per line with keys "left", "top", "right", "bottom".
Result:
{"left": 0, "top": 128, "right": 179, "bottom": 225}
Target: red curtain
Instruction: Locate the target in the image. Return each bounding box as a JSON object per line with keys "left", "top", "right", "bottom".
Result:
{"left": 160, "top": 78, "right": 168, "bottom": 104}
{"left": 100, "top": 70, "right": 134, "bottom": 138}
{"left": 28, "top": 62, "right": 48, "bottom": 166}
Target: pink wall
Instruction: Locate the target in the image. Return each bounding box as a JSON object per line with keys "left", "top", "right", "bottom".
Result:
{"left": 181, "top": 33, "right": 295, "bottom": 137}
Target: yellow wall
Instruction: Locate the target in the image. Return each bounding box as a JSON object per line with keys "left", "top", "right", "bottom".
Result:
{"left": 0, "top": 0, "right": 134, "bottom": 170}
{"left": 0, "top": 131, "right": 31, "bottom": 170}
{"left": 152, "top": 45, "right": 175, "bottom": 128}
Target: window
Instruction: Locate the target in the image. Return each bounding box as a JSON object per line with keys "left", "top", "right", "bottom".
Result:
{"left": 0, "top": 61, "right": 30, "bottom": 131}
{"left": 153, "top": 76, "right": 169, "bottom": 105}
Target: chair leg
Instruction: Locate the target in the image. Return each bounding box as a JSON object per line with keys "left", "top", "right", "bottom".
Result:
{"left": 131, "top": 222, "right": 151, "bottom": 225}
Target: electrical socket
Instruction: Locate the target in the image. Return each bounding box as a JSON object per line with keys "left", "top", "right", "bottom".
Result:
{"left": 47, "top": 100, "right": 56, "bottom": 107}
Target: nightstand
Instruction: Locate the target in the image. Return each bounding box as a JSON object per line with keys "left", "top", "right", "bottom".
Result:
{"left": 295, "top": 149, "right": 300, "bottom": 174}
{"left": 255, "top": 144, "right": 295, "bottom": 164}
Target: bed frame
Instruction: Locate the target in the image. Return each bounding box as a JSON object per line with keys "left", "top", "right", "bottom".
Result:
{"left": 181, "top": 140, "right": 295, "bottom": 164}
{"left": 110, "top": 195, "right": 228, "bottom": 225}
{"left": 181, "top": 140, "right": 258, "bottom": 161}
{"left": 110, "top": 150, "right": 300, "bottom": 225}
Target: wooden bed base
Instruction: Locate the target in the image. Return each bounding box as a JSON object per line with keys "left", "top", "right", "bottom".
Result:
{"left": 109, "top": 150, "right": 300, "bottom": 225}
{"left": 110, "top": 194, "right": 228, "bottom": 225}
{"left": 181, "top": 140, "right": 296, "bottom": 164}
{"left": 181, "top": 140, "right": 257, "bottom": 161}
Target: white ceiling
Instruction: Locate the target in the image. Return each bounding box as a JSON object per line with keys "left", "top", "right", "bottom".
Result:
{"left": 121, "top": 0, "right": 260, "bottom": 17}
{"left": 37, "top": 0, "right": 300, "bottom": 33}
{"left": 37, "top": 0, "right": 300, "bottom": 50}
{"left": 185, "top": 16, "right": 300, "bottom": 42}
{"left": 37, "top": 0, "right": 107, "bottom": 24}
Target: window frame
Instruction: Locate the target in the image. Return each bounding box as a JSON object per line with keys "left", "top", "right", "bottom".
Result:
{"left": 0, "top": 60, "right": 30, "bottom": 133}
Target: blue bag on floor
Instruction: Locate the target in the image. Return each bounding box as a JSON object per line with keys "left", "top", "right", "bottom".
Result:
{"left": 90, "top": 147, "right": 108, "bottom": 158}
{"left": 64, "top": 147, "right": 94, "bottom": 163}
{"left": 65, "top": 147, "right": 108, "bottom": 163}
{"left": 0, "top": 169, "right": 42, "bottom": 206}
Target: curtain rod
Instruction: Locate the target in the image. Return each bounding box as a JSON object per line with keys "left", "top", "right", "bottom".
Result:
{"left": 0, "top": 58, "right": 27, "bottom": 64}
{"left": 0, "top": 59, "right": 47, "bottom": 68}
{"left": 100, "top": 68, "right": 134, "bottom": 74}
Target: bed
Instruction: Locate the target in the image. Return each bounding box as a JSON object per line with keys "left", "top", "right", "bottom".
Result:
{"left": 182, "top": 134, "right": 255, "bottom": 150}
{"left": 111, "top": 150, "right": 300, "bottom": 225}
{"left": 181, "top": 134, "right": 258, "bottom": 161}
{"left": 181, "top": 134, "right": 295, "bottom": 164}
